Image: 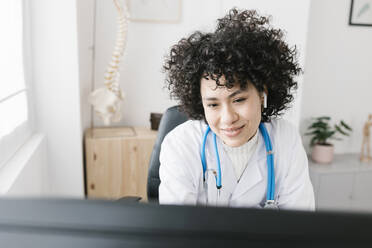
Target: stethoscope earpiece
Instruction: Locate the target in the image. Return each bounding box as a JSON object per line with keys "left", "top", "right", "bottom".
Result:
{"left": 263, "top": 92, "right": 267, "bottom": 108}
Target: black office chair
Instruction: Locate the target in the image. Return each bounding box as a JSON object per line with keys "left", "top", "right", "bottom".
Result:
{"left": 147, "top": 106, "right": 189, "bottom": 202}
{"left": 117, "top": 106, "right": 188, "bottom": 203}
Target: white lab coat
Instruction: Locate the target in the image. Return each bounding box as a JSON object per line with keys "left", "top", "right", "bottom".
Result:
{"left": 159, "top": 119, "right": 315, "bottom": 211}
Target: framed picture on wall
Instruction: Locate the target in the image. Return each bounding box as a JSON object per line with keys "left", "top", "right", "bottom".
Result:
{"left": 127, "top": 0, "right": 182, "bottom": 23}
{"left": 349, "top": 0, "right": 372, "bottom": 26}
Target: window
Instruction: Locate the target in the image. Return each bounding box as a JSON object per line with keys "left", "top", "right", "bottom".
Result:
{"left": 0, "top": 0, "right": 33, "bottom": 167}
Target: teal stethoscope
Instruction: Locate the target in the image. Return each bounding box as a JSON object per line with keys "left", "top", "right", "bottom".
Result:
{"left": 200, "top": 123, "right": 277, "bottom": 208}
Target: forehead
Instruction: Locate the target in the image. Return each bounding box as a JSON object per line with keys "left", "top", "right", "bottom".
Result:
{"left": 200, "top": 77, "right": 252, "bottom": 96}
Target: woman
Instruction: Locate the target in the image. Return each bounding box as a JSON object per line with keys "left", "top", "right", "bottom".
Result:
{"left": 159, "top": 9, "right": 314, "bottom": 210}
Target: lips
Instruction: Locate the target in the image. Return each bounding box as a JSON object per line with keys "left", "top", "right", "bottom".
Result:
{"left": 221, "top": 125, "right": 245, "bottom": 137}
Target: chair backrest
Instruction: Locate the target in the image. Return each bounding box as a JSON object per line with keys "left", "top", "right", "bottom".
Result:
{"left": 147, "top": 106, "right": 189, "bottom": 202}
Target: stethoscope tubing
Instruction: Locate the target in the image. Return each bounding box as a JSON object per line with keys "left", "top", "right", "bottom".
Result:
{"left": 259, "top": 123, "right": 275, "bottom": 201}
{"left": 213, "top": 132, "right": 222, "bottom": 189}
{"left": 201, "top": 126, "right": 210, "bottom": 181}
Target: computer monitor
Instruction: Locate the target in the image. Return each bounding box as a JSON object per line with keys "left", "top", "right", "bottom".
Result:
{"left": 0, "top": 198, "right": 370, "bottom": 247}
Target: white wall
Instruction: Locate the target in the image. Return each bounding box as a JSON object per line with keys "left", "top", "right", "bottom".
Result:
{"left": 77, "top": 0, "right": 95, "bottom": 134}
{"left": 30, "top": 0, "right": 84, "bottom": 197}
{"left": 92, "top": 0, "right": 311, "bottom": 128}
{"left": 300, "top": 0, "right": 372, "bottom": 154}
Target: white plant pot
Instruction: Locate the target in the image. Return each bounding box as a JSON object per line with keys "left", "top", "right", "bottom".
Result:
{"left": 311, "top": 144, "right": 334, "bottom": 164}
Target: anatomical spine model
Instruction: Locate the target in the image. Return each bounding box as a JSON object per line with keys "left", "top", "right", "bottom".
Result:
{"left": 361, "top": 114, "right": 372, "bottom": 162}
{"left": 89, "top": 0, "right": 129, "bottom": 126}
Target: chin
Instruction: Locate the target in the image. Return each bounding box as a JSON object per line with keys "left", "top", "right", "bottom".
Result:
{"left": 223, "top": 139, "right": 244, "bottom": 148}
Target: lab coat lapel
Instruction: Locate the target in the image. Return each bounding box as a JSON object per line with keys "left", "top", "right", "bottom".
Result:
{"left": 231, "top": 133, "right": 266, "bottom": 199}
{"left": 205, "top": 137, "right": 237, "bottom": 206}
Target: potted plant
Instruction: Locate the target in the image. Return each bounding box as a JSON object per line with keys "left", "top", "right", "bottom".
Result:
{"left": 305, "top": 116, "right": 352, "bottom": 164}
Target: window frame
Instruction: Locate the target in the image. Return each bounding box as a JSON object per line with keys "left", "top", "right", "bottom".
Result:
{"left": 0, "top": 0, "right": 35, "bottom": 168}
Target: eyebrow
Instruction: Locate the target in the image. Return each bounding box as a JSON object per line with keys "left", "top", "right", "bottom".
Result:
{"left": 202, "top": 89, "right": 245, "bottom": 101}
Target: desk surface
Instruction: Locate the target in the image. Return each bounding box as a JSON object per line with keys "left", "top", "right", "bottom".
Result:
{"left": 85, "top": 126, "right": 157, "bottom": 139}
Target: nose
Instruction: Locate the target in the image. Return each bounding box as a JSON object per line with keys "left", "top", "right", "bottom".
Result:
{"left": 220, "top": 104, "right": 238, "bottom": 125}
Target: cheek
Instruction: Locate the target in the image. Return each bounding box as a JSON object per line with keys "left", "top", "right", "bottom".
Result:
{"left": 251, "top": 100, "right": 263, "bottom": 121}
{"left": 240, "top": 99, "right": 261, "bottom": 120}
{"left": 203, "top": 108, "right": 218, "bottom": 126}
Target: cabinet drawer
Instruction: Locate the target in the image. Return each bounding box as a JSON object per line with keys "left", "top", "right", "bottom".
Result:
{"left": 352, "top": 172, "right": 372, "bottom": 202}
{"left": 316, "top": 173, "right": 353, "bottom": 210}
{"left": 85, "top": 127, "right": 157, "bottom": 200}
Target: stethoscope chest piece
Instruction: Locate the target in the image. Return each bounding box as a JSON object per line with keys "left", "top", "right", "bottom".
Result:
{"left": 204, "top": 169, "right": 220, "bottom": 206}
{"left": 263, "top": 200, "right": 279, "bottom": 209}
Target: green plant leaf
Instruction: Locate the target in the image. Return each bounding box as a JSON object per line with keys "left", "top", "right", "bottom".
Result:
{"left": 309, "top": 122, "right": 328, "bottom": 130}
{"left": 340, "top": 120, "right": 352, "bottom": 131}
{"left": 306, "top": 116, "right": 352, "bottom": 147}
{"left": 335, "top": 124, "right": 348, "bottom": 136}
{"left": 326, "top": 130, "right": 335, "bottom": 139}
{"left": 316, "top": 116, "right": 331, "bottom": 121}
{"left": 305, "top": 130, "right": 323, "bottom": 136}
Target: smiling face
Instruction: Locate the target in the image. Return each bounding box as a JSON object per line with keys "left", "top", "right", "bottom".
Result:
{"left": 200, "top": 76, "right": 263, "bottom": 147}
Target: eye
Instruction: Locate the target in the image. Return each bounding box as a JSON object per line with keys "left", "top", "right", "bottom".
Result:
{"left": 207, "top": 103, "right": 218, "bottom": 108}
{"left": 234, "top": 98, "right": 246, "bottom": 103}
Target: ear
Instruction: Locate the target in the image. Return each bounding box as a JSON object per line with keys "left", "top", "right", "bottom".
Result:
{"left": 263, "top": 85, "right": 268, "bottom": 96}
{"left": 259, "top": 85, "right": 268, "bottom": 97}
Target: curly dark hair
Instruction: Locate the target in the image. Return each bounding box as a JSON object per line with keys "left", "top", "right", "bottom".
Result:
{"left": 163, "top": 8, "right": 302, "bottom": 122}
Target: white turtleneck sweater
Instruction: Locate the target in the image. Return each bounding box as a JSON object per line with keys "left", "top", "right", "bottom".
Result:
{"left": 222, "top": 131, "right": 259, "bottom": 181}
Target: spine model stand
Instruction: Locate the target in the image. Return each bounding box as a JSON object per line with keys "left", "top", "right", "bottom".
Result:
{"left": 89, "top": 0, "right": 129, "bottom": 126}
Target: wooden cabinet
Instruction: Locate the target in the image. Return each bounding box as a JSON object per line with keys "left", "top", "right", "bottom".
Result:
{"left": 84, "top": 127, "right": 157, "bottom": 201}
{"left": 309, "top": 154, "right": 372, "bottom": 212}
